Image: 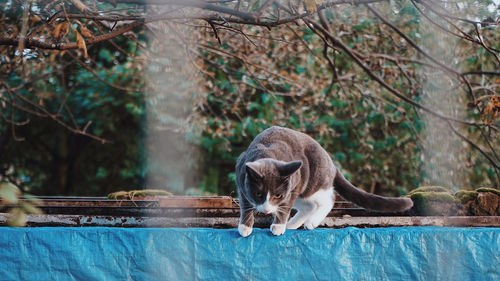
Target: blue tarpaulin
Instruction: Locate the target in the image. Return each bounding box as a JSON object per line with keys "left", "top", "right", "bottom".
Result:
{"left": 1, "top": 226, "right": 499, "bottom": 280}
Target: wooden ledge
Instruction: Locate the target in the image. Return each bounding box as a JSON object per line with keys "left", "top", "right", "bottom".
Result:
{"left": 3, "top": 196, "right": 500, "bottom": 228}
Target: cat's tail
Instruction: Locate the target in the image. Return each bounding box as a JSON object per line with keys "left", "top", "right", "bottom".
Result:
{"left": 334, "top": 171, "right": 413, "bottom": 212}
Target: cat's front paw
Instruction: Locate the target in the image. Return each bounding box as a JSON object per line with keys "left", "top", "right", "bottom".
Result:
{"left": 270, "top": 224, "right": 286, "bottom": 236}
{"left": 238, "top": 224, "right": 253, "bottom": 237}
{"left": 303, "top": 221, "right": 318, "bottom": 230}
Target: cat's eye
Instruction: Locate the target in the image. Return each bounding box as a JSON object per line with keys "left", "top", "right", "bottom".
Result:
{"left": 255, "top": 192, "right": 262, "bottom": 197}
{"left": 274, "top": 194, "right": 283, "bottom": 199}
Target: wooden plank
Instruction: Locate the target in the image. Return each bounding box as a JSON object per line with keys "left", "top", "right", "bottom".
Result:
{"left": 31, "top": 206, "right": 400, "bottom": 218}
{"left": 25, "top": 195, "right": 359, "bottom": 209}
{"left": 5, "top": 195, "right": 405, "bottom": 218}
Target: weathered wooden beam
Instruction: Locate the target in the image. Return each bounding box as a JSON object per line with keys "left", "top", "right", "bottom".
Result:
{"left": 31, "top": 206, "right": 399, "bottom": 218}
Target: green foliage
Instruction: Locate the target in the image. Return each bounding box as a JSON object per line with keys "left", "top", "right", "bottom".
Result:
{"left": 0, "top": 182, "right": 42, "bottom": 227}
{"left": 193, "top": 6, "right": 426, "bottom": 196}
{"left": 0, "top": 28, "right": 147, "bottom": 195}
{"left": 0, "top": 182, "right": 20, "bottom": 205}
{"left": 1, "top": 1, "right": 498, "bottom": 197}
{"left": 191, "top": 2, "right": 499, "bottom": 195}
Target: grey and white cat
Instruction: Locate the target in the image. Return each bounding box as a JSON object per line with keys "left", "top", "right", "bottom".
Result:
{"left": 236, "top": 126, "right": 413, "bottom": 237}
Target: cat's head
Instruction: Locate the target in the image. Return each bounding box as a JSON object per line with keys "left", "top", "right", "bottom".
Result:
{"left": 243, "top": 158, "right": 302, "bottom": 214}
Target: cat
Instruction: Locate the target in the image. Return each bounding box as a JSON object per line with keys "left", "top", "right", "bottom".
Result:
{"left": 235, "top": 126, "right": 413, "bottom": 237}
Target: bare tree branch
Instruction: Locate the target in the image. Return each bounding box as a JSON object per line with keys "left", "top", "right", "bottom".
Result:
{"left": 0, "top": 81, "right": 111, "bottom": 144}
{"left": 306, "top": 19, "right": 483, "bottom": 127}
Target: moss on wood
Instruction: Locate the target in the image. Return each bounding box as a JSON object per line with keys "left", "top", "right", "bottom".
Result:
{"left": 406, "top": 186, "right": 500, "bottom": 216}
{"left": 455, "top": 190, "right": 478, "bottom": 204}
{"left": 409, "top": 192, "right": 459, "bottom": 204}
{"left": 475, "top": 187, "right": 500, "bottom": 196}
{"left": 108, "top": 189, "right": 173, "bottom": 200}
{"left": 408, "top": 186, "right": 450, "bottom": 195}
{"left": 408, "top": 191, "right": 461, "bottom": 216}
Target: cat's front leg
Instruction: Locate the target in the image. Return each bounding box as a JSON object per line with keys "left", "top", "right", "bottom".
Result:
{"left": 238, "top": 205, "right": 255, "bottom": 237}
{"left": 271, "top": 205, "right": 291, "bottom": 236}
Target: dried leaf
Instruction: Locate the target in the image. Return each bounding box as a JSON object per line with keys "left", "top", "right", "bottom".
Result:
{"left": 76, "top": 31, "right": 88, "bottom": 59}
{"left": 304, "top": 0, "right": 320, "bottom": 13}
{"left": 480, "top": 95, "right": 500, "bottom": 125}
{"left": 49, "top": 51, "right": 57, "bottom": 63}
{"left": 30, "top": 15, "right": 41, "bottom": 22}
{"left": 79, "top": 24, "right": 93, "bottom": 38}
{"left": 492, "top": 95, "right": 500, "bottom": 107}
{"left": 52, "top": 22, "right": 68, "bottom": 40}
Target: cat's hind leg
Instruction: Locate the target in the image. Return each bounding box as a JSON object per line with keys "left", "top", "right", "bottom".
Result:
{"left": 303, "top": 187, "right": 334, "bottom": 230}
{"left": 286, "top": 199, "right": 316, "bottom": 229}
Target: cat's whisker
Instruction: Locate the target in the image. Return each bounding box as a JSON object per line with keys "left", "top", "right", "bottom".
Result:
{"left": 242, "top": 211, "right": 254, "bottom": 220}
{"left": 244, "top": 206, "right": 257, "bottom": 213}
{"left": 275, "top": 207, "right": 289, "bottom": 216}
{"left": 242, "top": 207, "right": 256, "bottom": 212}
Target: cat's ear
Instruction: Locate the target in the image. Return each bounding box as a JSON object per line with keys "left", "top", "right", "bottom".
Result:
{"left": 246, "top": 162, "right": 263, "bottom": 179}
{"left": 278, "top": 160, "right": 302, "bottom": 177}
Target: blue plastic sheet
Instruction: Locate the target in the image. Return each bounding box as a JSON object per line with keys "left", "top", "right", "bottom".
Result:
{"left": 1, "top": 227, "right": 499, "bottom": 280}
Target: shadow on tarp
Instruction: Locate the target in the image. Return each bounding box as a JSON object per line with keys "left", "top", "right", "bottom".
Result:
{"left": 1, "top": 226, "right": 499, "bottom": 280}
